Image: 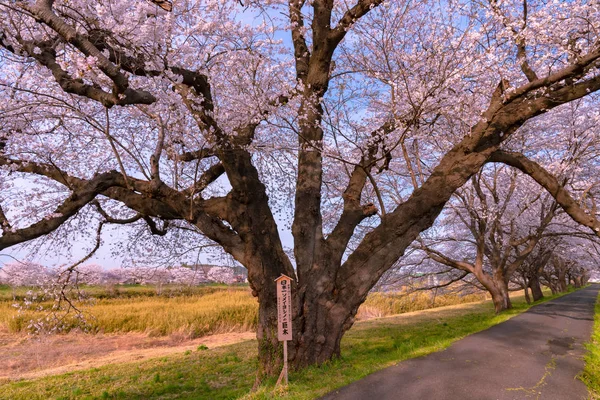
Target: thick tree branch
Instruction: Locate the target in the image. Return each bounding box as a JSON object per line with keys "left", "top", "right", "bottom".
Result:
{"left": 143, "top": 216, "right": 169, "bottom": 236}
{"left": 407, "top": 271, "right": 470, "bottom": 292}
{"left": 87, "top": 29, "right": 213, "bottom": 110}
{"left": 517, "top": 41, "right": 538, "bottom": 82}
{"left": 0, "top": 36, "right": 153, "bottom": 107}
{"left": 99, "top": 186, "right": 180, "bottom": 220}
{"left": 0, "top": 204, "right": 11, "bottom": 233}
{"left": 488, "top": 0, "right": 538, "bottom": 82}
{"left": 18, "top": 1, "right": 156, "bottom": 106}
{"left": 0, "top": 156, "right": 81, "bottom": 187}
{"left": 178, "top": 148, "right": 215, "bottom": 162}
{"left": 91, "top": 200, "right": 143, "bottom": 224}
{"left": 289, "top": 0, "right": 310, "bottom": 80}
{"left": 147, "top": 0, "right": 172, "bottom": 11}
{"left": 293, "top": 0, "right": 385, "bottom": 278}
{"left": 504, "top": 47, "right": 600, "bottom": 105}
{"left": 26, "top": 1, "right": 123, "bottom": 90}
{"left": 0, "top": 171, "right": 125, "bottom": 250}
{"left": 419, "top": 244, "right": 475, "bottom": 274}
{"left": 326, "top": 120, "right": 395, "bottom": 262}
{"left": 185, "top": 163, "right": 225, "bottom": 196}
{"left": 330, "top": 0, "right": 384, "bottom": 45}
{"left": 488, "top": 150, "right": 600, "bottom": 237}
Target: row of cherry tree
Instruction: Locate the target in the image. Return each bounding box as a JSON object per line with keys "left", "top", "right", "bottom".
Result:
{"left": 387, "top": 153, "right": 598, "bottom": 312}
{"left": 1, "top": 0, "right": 600, "bottom": 374}
{"left": 0, "top": 263, "right": 241, "bottom": 286}
{"left": 419, "top": 99, "right": 600, "bottom": 311}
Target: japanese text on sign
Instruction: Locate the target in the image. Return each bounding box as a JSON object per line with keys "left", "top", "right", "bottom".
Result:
{"left": 276, "top": 276, "right": 293, "bottom": 341}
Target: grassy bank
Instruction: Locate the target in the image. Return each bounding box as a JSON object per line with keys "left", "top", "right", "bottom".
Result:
{"left": 0, "top": 291, "right": 569, "bottom": 400}
{"left": 0, "top": 284, "right": 486, "bottom": 337}
{"left": 581, "top": 287, "right": 600, "bottom": 399}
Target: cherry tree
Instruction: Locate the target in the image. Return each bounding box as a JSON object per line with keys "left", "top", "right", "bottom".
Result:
{"left": 540, "top": 236, "right": 596, "bottom": 292}
{"left": 170, "top": 265, "right": 208, "bottom": 285}
{"left": 513, "top": 239, "right": 553, "bottom": 302}
{"left": 1, "top": 261, "right": 49, "bottom": 287}
{"left": 1, "top": 0, "right": 600, "bottom": 374}
{"left": 72, "top": 263, "right": 105, "bottom": 285}
{"left": 514, "top": 227, "right": 597, "bottom": 301}
{"left": 418, "top": 166, "right": 560, "bottom": 312}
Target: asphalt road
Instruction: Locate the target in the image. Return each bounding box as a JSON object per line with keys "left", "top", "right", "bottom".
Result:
{"left": 321, "top": 285, "right": 599, "bottom": 400}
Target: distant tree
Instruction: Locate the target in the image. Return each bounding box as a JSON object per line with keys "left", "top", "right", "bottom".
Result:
{"left": 513, "top": 241, "right": 553, "bottom": 302}
{"left": 1, "top": 262, "right": 49, "bottom": 287}
{"left": 206, "top": 266, "right": 236, "bottom": 284}
{"left": 74, "top": 264, "right": 105, "bottom": 285}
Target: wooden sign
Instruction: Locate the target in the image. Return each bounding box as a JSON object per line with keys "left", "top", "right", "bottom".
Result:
{"left": 275, "top": 274, "right": 293, "bottom": 386}
{"left": 275, "top": 274, "right": 293, "bottom": 341}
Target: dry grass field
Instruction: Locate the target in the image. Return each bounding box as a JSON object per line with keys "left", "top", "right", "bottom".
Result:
{"left": 0, "top": 285, "right": 258, "bottom": 338}
{"left": 0, "top": 284, "right": 486, "bottom": 337}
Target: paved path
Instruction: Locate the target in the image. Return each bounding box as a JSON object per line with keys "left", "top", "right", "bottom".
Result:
{"left": 322, "top": 285, "right": 599, "bottom": 400}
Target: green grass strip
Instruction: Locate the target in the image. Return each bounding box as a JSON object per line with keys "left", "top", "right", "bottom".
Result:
{"left": 581, "top": 287, "right": 600, "bottom": 400}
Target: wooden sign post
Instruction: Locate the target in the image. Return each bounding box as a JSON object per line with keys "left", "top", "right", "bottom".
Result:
{"left": 275, "top": 274, "right": 293, "bottom": 386}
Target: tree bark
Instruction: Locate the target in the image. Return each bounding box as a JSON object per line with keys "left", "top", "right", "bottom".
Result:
{"left": 476, "top": 270, "right": 512, "bottom": 313}
{"left": 529, "top": 275, "right": 544, "bottom": 301}
{"left": 290, "top": 289, "right": 356, "bottom": 368}
{"left": 524, "top": 285, "right": 531, "bottom": 304}
{"left": 557, "top": 269, "right": 568, "bottom": 292}
{"left": 495, "top": 283, "right": 512, "bottom": 313}
{"left": 489, "top": 287, "right": 511, "bottom": 313}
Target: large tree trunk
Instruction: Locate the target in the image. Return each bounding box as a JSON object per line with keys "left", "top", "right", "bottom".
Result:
{"left": 291, "top": 290, "right": 357, "bottom": 368}
{"left": 529, "top": 275, "right": 544, "bottom": 301}
{"left": 254, "top": 277, "right": 358, "bottom": 375}
{"left": 489, "top": 284, "right": 512, "bottom": 313}
{"left": 255, "top": 276, "right": 287, "bottom": 377}
{"left": 288, "top": 251, "right": 370, "bottom": 369}
{"left": 254, "top": 264, "right": 366, "bottom": 372}
{"left": 475, "top": 270, "right": 512, "bottom": 313}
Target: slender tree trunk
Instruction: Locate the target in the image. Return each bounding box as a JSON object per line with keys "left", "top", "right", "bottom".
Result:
{"left": 529, "top": 275, "right": 544, "bottom": 301}
{"left": 557, "top": 271, "right": 568, "bottom": 292}
{"left": 524, "top": 285, "right": 531, "bottom": 304}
